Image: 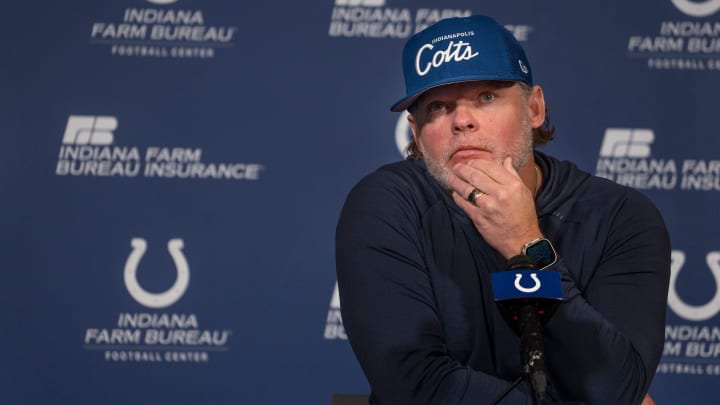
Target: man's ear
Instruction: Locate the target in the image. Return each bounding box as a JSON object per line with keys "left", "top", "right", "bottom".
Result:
{"left": 527, "top": 85, "right": 547, "bottom": 128}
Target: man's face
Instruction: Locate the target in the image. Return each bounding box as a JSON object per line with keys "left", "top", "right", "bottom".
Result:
{"left": 408, "top": 81, "right": 544, "bottom": 190}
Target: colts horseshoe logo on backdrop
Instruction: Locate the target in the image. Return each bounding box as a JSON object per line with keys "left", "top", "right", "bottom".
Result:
{"left": 124, "top": 238, "right": 190, "bottom": 308}
{"left": 395, "top": 111, "right": 412, "bottom": 158}
{"left": 668, "top": 250, "right": 720, "bottom": 321}
{"left": 514, "top": 273, "right": 541, "bottom": 293}
{"left": 672, "top": 0, "right": 720, "bottom": 17}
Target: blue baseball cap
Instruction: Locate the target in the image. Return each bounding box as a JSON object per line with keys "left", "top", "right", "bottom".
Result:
{"left": 390, "top": 15, "right": 533, "bottom": 112}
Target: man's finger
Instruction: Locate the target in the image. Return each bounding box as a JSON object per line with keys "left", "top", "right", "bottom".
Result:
{"left": 503, "top": 157, "right": 521, "bottom": 179}
{"left": 461, "top": 159, "right": 516, "bottom": 185}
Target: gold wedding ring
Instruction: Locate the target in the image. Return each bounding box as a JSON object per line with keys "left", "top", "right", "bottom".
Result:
{"left": 467, "top": 188, "right": 485, "bottom": 206}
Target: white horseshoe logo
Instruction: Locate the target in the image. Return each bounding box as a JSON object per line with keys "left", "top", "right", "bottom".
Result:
{"left": 514, "top": 273, "right": 542, "bottom": 293}
{"left": 667, "top": 250, "right": 720, "bottom": 321}
{"left": 672, "top": 0, "right": 720, "bottom": 17}
{"left": 124, "top": 238, "right": 190, "bottom": 308}
{"left": 395, "top": 111, "right": 412, "bottom": 158}
{"left": 330, "top": 281, "right": 341, "bottom": 309}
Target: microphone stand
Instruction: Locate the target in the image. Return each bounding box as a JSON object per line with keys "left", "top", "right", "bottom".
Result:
{"left": 519, "top": 304, "right": 548, "bottom": 404}
{"left": 490, "top": 255, "right": 586, "bottom": 405}
{"left": 489, "top": 298, "right": 553, "bottom": 405}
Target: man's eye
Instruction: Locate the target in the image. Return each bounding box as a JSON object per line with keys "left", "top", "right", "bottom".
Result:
{"left": 480, "top": 92, "right": 496, "bottom": 102}
{"left": 427, "top": 102, "right": 446, "bottom": 112}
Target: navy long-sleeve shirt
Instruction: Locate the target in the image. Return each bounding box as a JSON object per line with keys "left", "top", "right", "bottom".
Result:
{"left": 335, "top": 151, "right": 670, "bottom": 405}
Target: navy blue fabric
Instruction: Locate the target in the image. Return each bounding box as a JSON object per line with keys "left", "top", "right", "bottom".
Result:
{"left": 336, "top": 151, "right": 670, "bottom": 404}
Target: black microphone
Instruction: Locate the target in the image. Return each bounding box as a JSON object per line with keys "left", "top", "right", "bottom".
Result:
{"left": 492, "top": 254, "right": 563, "bottom": 403}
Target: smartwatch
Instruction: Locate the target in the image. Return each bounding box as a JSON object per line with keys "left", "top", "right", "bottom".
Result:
{"left": 521, "top": 237, "right": 557, "bottom": 270}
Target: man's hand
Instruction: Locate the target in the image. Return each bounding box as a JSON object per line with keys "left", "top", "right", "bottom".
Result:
{"left": 448, "top": 157, "right": 542, "bottom": 259}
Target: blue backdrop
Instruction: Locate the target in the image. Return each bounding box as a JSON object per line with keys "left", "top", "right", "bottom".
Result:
{"left": 2, "top": 0, "right": 719, "bottom": 403}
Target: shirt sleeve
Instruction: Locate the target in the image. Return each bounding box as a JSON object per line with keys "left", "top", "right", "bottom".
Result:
{"left": 335, "top": 174, "right": 538, "bottom": 405}
{"left": 541, "top": 189, "right": 671, "bottom": 405}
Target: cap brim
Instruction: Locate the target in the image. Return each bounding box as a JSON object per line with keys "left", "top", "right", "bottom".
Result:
{"left": 390, "top": 75, "right": 522, "bottom": 112}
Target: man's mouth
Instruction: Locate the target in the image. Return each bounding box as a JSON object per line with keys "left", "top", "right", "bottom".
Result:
{"left": 451, "top": 146, "right": 494, "bottom": 162}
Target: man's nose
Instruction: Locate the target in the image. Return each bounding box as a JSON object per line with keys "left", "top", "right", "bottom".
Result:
{"left": 452, "top": 104, "right": 478, "bottom": 133}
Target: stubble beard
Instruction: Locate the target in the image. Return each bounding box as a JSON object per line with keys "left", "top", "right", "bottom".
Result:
{"left": 419, "top": 115, "right": 534, "bottom": 193}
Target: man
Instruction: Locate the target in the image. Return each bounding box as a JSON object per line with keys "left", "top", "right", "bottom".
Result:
{"left": 335, "top": 15, "right": 670, "bottom": 405}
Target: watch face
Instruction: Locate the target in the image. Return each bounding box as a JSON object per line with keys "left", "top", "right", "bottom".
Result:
{"left": 526, "top": 239, "right": 557, "bottom": 270}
